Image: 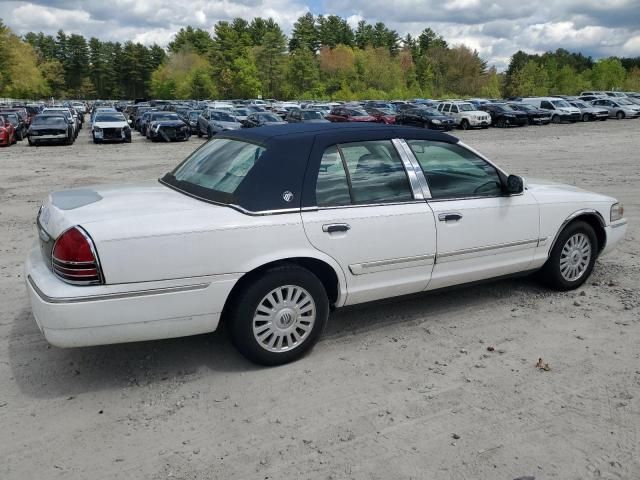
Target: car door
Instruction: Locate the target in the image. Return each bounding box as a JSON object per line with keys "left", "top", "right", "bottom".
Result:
{"left": 302, "top": 139, "right": 437, "bottom": 305}
{"left": 403, "top": 139, "right": 540, "bottom": 290}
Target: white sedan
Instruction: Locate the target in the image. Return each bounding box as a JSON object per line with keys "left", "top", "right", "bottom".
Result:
{"left": 25, "top": 124, "right": 627, "bottom": 365}
{"left": 91, "top": 111, "right": 132, "bottom": 143}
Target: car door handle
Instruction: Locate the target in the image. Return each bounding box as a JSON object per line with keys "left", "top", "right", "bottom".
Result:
{"left": 438, "top": 212, "right": 463, "bottom": 222}
{"left": 322, "top": 223, "right": 351, "bottom": 233}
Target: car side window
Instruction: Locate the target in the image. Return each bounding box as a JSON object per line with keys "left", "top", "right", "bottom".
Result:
{"left": 451, "top": 105, "right": 459, "bottom": 113}
{"left": 406, "top": 140, "right": 503, "bottom": 199}
{"left": 316, "top": 147, "right": 351, "bottom": 207}
{"left": 443, "top": 104, "right": 451, "bottom": 113}
{"left": 540, "top": 101, "right": 553, "bottom": 109}
{"left": 315, "top": 141, "right": 413, "bottom": 206}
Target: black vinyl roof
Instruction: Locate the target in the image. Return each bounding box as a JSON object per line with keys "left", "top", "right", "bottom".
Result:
{"left": 217, "top": 122, "right": 459, "bottom": 145}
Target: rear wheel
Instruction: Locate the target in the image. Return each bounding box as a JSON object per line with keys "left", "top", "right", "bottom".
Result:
{"left": 227, "top": 266, "right": 329, "bottom": 365}
{"left": 28, "top": 136, "right": 35, "bottom": 146}
{"left": 538, "top": 220, "right": 597, "bottom": 291}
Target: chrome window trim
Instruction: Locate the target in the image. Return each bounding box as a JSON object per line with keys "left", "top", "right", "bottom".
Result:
{"left": 315, "top": 200, "right": 426, "bottom": 211}
{"left": 391, "top": 138, "right": 426, "bottom": 200}
{"left": 349, "top": 253, "right": 435, "bottom": 275}
{"left": 393, "top": 138, "right": 432, "bottom": 199}
{"left": 28, "top": 275, "right": 210, "bottom": 304}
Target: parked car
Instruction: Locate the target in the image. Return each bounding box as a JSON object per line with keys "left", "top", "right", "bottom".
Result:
{"left": 0, "top": 111, "right": 27, "bottom": 140}
{"left": 286, "top": 108, "right": 331, "bottom": 124}
{"left": 364, "top": 107, "right": 397, "bottom": 124}
{"left": 395, "top": 107, "right": 456, "bottom": 130}
{"left": 479, "top": 103, "right": 528, "bottom": 127}
{"left": 185, "top": 110, "right": 203, "bottom": 133}
{"left": 25, "top": 123, "right": 627, "bottom": 365}
{"left": 231, "top": 107, "right": 251, "bottom": 122}
{"left": 27, "top": 114, "right": 74, "bottom": 146}
{"left": 198, "top": 110, "right": 243, "bottom": 138}
{"left": 242, "top": 112, "right": 287, "bottom": 128}
{"left": 138, "top": 111, "right": 158, "bottom": 136}
{"left": 326, "top": 107, "right": 377, "bottom": 123}
{"left": 520, "top": 97, "right": 580, "bottom": 123}
{"left": 506, "top": 103, "right": 551, "bottom": 125}
{"left": 0, "top": 115, "right": 17, "bottom": 146}
{"left": 435, "top": 101, "right": 491, "bottom": 129}
{"left": 590, "top": 98, "right": 640, "bottom": 119}
{"left": 43, "top": 107, "right": 78, "bottom": 138}
{"left": 146, "top": 112, "right": 191, "bottom": 142}
{"left": 92, "top": 112, "right": 132, "bottom": 143}
{"left": 568, "top": 101, "right": 609, "bottom": 122}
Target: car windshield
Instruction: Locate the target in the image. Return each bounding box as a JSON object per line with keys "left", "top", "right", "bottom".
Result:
{"left": 514, "top": 104, "right": 533, "bottom": 110}
{"left": 258, "top": 113, "right": 282, "bottom": 122}
{"left": 233, "top": 109, "right": 249, "bottom": 116}
{"left": 211, "top": 112, "right": 236, "bottom": 122}
{"left": 167, "top": 139, "right": 266, "bottom": 200}
{"left": 188, "top": 111, "right": 202, "bottom": 119}
{"left": 551, "top": 100, "right": 571, "bottom": 108}
{"left": 421, "top": 108, "right": 441, "bottom": 116}
{"left": 0, "top": 113, "right": 18, "bottom": 123}
{"left": 617, "top": 98, "right": 633, "bottom": 105}
{"left": 95, "top": 114, "right": 126, "bottom": 122}
{"left": 302, "top": 110, "right": 324, "bottom": 120}
{"left": 348, "top": 109, "right": 368, "bottom": 116}
{"left": 458, "top": 103, "right": 475, "bottom": 111}
{"left": 32, "top": 115, "right": 66, "bottom": 125}
{"left": 152, "top": 113, "right": 179, "bottom": 121}
{"left": 572, "top": 101, "right": 588, "bottom": 109}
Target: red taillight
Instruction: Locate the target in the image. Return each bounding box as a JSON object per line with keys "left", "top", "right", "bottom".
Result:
{"left": 52, "top": 226, "right": 103, "bottom": 284}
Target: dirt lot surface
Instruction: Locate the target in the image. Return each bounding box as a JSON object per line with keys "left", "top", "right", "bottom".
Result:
{"left": 1, "top": 120, "right": 638, "bottom": 480}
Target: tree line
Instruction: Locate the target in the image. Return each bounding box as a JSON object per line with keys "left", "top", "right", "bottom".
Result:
{"left": 1, "top": 15, "right": 639, "bottom": 101}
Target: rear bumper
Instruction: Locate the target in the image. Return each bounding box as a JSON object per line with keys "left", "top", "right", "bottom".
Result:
{"left": 25, "top": 244, "right": 239, "bottom": 347}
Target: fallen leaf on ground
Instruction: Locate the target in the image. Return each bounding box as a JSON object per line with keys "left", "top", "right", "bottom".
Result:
{"left": 535, "top": 358, "right": 551, "bottom": 371}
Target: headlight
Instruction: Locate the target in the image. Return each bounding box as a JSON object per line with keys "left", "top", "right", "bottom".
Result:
{"left": 610, "top": 203, "right": 624, "bottom": 222}
{"left": 432, "top": 119, "right": 441, "bottom": 124}
{"left": 93, "top": 127, "right": 102, "bottom": 132}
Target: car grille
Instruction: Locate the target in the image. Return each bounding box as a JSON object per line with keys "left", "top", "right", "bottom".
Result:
{"left": 103, "top": 128, "right": 122, "bottom": 139}
{"left": 159, "top": 127, "right": 188, "bottom": 139}
{"left": 33, "top": 129, "right": 65, "bottom": 136}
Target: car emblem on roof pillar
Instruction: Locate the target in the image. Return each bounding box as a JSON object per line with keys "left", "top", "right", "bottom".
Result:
{"left": 282, "top": 191, "right": 294, "bottom": 202}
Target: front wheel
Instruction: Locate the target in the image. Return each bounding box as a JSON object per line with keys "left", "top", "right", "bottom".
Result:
{"left": 616, "top": 111, "right": 624, "bottom": 120}
{"left": 552, "top": 114, "right": 561, "bottom": 124}
{"left": 460, "top": 119, "right": 470, "bottom": 130}
{"left": 582, "top": 113, "right": 589, "bottom": 122}
{"left": 538, "top": 221, "right": 597, "bottom": 291}
{"left": 227, "top": 266, "right": 329, "bottom": 365}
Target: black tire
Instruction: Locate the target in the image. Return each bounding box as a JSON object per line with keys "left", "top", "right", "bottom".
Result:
{"left": 125, "top": 136, "right": 132, "bottom": 143}
{"left": 207, "top": 127, "right": 213, "bottom": 139}
{"left": 28, "top": 137, "right": 35, "bottom": 146}
{"left": 582, "top": 113, "right": 589, "bottom": 122}
{"left": 616, "top": 111, "right": 624, "bottom": 120}
{"left": 66, "top": 135, "right": 74, "bottom": 145}
{"left": 460, "top": 119, "right": 470, "bottom": 130}
{"left": 227, "top": 265, "right": 329, "bottom": 365}
{"left": 552, "top": 114, "right": 561, "bottom": 124}
{"left": 538, "top": 220, "right": 598, "bottom": 291}
{"left": 197, "top": 127, "right": 202, "bottom": 137}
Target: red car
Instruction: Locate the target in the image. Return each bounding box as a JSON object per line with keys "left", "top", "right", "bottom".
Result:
{"left": 325, "top": 107, "right": 378, "bottom": 123}
{"left": 0, "top": 115, "right": 17, "bottom": 146}
{"left": 365, "top": 107, "right": 397, "bottom": 124}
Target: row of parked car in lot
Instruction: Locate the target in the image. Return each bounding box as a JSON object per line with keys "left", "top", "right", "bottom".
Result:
{"left": 2, "top": 90, "right": 639, "bottom": 147}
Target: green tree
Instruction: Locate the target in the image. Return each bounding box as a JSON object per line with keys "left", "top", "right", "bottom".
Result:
{"left": 168, "top": 26, "right": 214, "bottom": 56}
{"left": 255, "top": 28, "right": 287, "bottom": 98}
{"left": 287, "top": 47, "right": 320, "bottom": 96}
{"left": 289, "top": 13, "right": 319, "bottom": 52}
{"left": 590, "top": 57, "right": 626, "bottom": 90}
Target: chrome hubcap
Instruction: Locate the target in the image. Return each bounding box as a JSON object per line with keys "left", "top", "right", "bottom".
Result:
{"left": 559, "top": 233, "right": 592, "bottom": 282}
{"left": 252, "top": 285, "right": 316, "bottom": 353}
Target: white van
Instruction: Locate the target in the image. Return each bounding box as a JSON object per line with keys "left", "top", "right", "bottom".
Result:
{"left": 520, "top": 97, "right": 581, "bottom": 123}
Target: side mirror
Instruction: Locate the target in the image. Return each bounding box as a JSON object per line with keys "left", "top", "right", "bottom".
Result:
{"left": 506, "top": 174, "right": 524, "bottom": 195}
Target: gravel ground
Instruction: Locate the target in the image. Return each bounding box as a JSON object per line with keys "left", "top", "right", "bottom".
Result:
{"left": 1, "top": 119, "right": 638, "bottom": 480}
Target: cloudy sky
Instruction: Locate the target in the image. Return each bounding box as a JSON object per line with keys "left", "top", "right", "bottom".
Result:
{"left": 2, "top": 0, "right": 640, "bottom": 69}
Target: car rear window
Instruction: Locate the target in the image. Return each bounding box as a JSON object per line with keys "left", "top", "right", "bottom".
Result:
{"left": 164, "top": 139, "right": 266, "bottom": 202}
